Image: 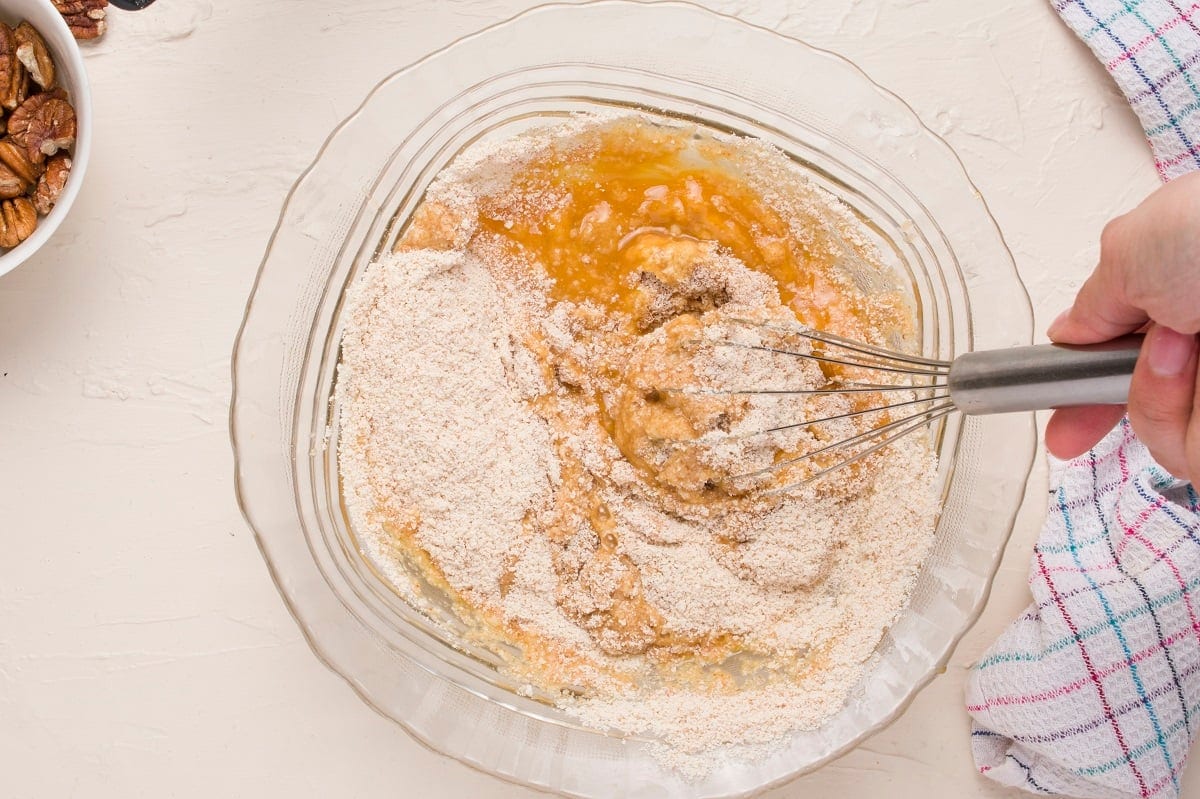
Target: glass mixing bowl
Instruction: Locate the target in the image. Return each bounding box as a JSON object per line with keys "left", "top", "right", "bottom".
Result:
{"left": 231, "top": 2, "right": 1036, "bottom": 796}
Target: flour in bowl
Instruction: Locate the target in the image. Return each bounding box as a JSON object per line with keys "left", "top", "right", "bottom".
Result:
{"left": 336, "top": 112, "right": 940, "bottom": 773}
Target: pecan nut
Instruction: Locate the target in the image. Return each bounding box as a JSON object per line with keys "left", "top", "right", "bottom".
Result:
{"left": 0, "top": 137, "right": 44, "bottom": 185}
{"left": 52, "top": 0, "right": 108, "bottom": 40}
{"left": 0, "top": 164, "right": 25, "bottom": 199}
{"left": 0, "top": 196, "right": 37, "bottom": 247}
{"left": 11, "top": 68, "right": 29, "bottom": 109}
{"left": 0, "top": 138, "right": 43, "bottom": 198}
{"left": 15, "top": 22, "right": 54, "bottom": 90}
{"left": 33, "top": 153, "right": 70, "bottom": 215}
{"left": 0, "top": 24, "right": 28, "bottom": 111}
{"left": 52, "top": 0, "right": 108, "bottom": 11}
{"left": 8, "top": 90, "right": 76, "bottom": 163}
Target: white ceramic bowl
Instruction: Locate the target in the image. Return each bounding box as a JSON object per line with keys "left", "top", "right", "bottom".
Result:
{"left": 0, "top": 0, "right": 90, "bottom": 278}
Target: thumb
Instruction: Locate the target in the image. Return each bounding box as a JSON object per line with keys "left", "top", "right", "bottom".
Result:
{"left": 1047, "top": 222, "right": 1149, "bottom": 345}
{"left": 1126, "top": 324, "right": 1199, "bottom": 480}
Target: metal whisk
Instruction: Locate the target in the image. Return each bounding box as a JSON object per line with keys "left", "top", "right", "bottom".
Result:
{"left": 694, "top": 320, "right": 1143, "bottom": 486}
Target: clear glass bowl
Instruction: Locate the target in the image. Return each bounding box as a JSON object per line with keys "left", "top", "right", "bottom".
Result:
{"left": 230, "top": 2, "right": 1036, "bottom": 796}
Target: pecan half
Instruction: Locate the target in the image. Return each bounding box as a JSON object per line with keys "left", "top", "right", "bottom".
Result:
{"left": 0, "top": 24, "right": 28, "bottom": 111}
{"left": 0, "top": 196, "right": 37, "bottom": 247}
{"left": 11, "top": 68, "right": 29, "bottom": 109}
{"left": 15, "top": 22, "right": 54, "bottom": 90}
{"left": 9, "top": 90, "right": 75, "bottom": 163}
{"left": 0, "top": 137, "right": 43, "bottom": 183}
{"left": 52, "top": 0, "right": 108, "bottom": 40}
{"left": 0, "top": 164, "right": 25, "bottom": 199}
{"left": 34, "top": 154, "right": 69, "bottom": 215}
{"left": 52, "top": 0, "right": 108, "bottom": 11}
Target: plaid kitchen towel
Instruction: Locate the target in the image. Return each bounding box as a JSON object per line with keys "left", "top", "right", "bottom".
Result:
{"left": 967, "top": 420, "right": 1200, "bottom": 798}
{"left": 1055, "top": 0, "right": 1200, "bottom": 181}
{"left": 965, "top": 3, "right": 1200, "bottom": 796}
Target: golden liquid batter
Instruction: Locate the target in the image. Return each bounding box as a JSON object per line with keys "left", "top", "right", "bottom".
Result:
{"left": 477, "top": 120, "right": 880, "bottom": 330}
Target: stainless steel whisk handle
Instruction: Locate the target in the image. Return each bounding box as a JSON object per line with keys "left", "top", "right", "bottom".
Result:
{"left": 948, "top": 334, "right": 1144, "bottom": 415}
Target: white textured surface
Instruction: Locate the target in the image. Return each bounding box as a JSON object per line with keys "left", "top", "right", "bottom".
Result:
{"left": 0, "top": 1, "right": 1183, "bottom": 796}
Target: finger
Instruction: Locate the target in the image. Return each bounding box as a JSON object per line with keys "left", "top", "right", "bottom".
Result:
{"left": 1045, "top": 404, "right": 1128, "bottom": 460}
{"left": 1047, "top": 217, "right": 1150, "bottom": 345}
{"left": 1188, "top": 374, "right": 1200, "bottom": 483}
{"left": 1127, "top": 324, "right": 1199, "bottom": 479}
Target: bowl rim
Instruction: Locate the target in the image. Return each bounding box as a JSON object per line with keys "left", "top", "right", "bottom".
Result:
{"left": 0, "top": 0, "right": 92, "bottom": 278}
{"left": 230, "top": 1, "right": 1038, "bottom": 794}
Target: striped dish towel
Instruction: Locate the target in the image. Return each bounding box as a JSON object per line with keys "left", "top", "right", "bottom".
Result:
{"left": 967, "top": 421, "right": 1200, "bottom": 798}
{"left": 1055, "top": 0, "right": 1200, "bottom": 181}
{"left": 965, "top": 4, "right": 1200, "bottom": 796}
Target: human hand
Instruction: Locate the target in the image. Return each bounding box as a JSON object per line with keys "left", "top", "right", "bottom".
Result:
{"left": 1045, "top": 171, "right": 1200, "bottom": 482}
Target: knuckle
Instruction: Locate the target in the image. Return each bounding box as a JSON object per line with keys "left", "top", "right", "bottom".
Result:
{"left": 1099, "top": 216, "right": 1126, "bottom": 255}
{"left": 1129, "top": 385, "right": 1186, "bottom": 432}
{"left": 1137, "top": 402, "right": 1181, "bottom": 429}
{"left": 1096, "top": 215, "right": 1140, "bottom": 305}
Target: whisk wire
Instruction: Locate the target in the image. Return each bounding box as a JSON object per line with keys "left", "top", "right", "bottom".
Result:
{"left": 662, "top": 318, "right": 965, "bottom": 488}
{"left": 765, "top": 406, "right": 956, "bottom": 494}
{"left": 728, "top": 318, "right": 951, "bottom": 370}
{"left": 739, "top": 392, "right": 952, "bottom": 439}
{"left": 662, "top": 382, "right": 949, "bottom": 397}
{"left": 732, "top": 400, "right": 956, "bottom": 481}
{"left": 720, "top": 340, "right": 949, "bottom": 377}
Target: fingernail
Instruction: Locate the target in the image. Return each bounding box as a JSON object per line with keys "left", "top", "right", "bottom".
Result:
{"left": 1047, "top": 308, "right": 1071, "bottom": 339}
{"left": 1147, "top": 326, "right": 1198, "bottom": 377}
